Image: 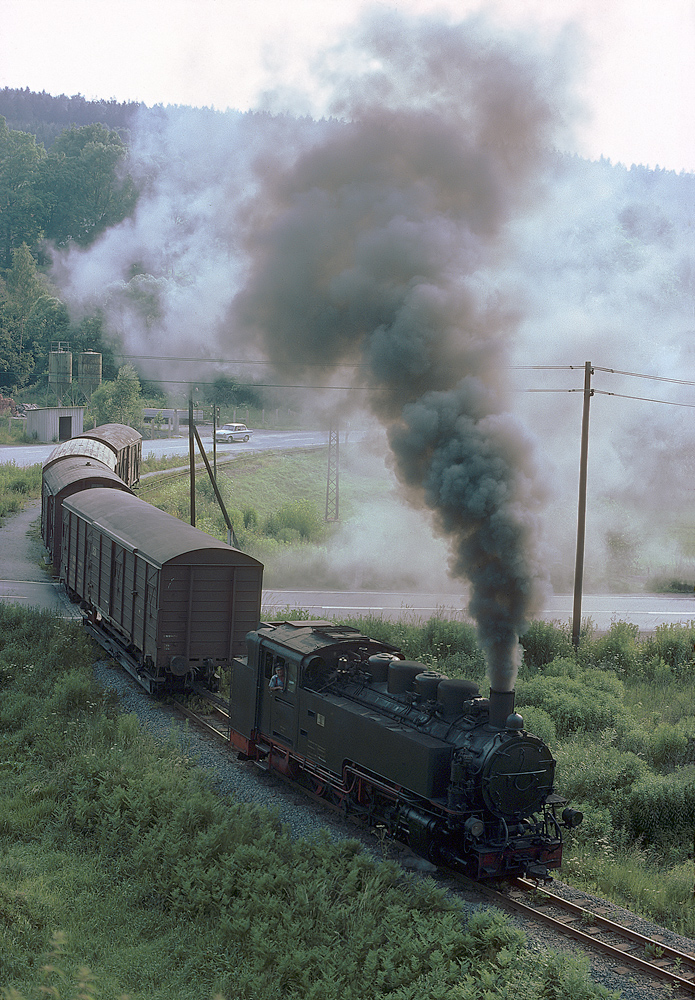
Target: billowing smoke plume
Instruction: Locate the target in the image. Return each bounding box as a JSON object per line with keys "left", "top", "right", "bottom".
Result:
{"left": 229, "top": 11, "right": 569, "bottom": 686}
{"left": 51, "top": 9, "right": 695, "bottom": 684}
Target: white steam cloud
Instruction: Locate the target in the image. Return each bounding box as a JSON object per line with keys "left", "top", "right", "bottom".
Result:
{"left": 51, "top": 8, "right": 695, "bottom": 686}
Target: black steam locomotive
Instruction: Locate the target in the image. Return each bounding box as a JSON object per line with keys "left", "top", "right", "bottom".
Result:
{"left": 229, "top": 620, "right": 581, "bottom": 878}
{"left": 42, "top": 424, "right": 581, "bottom": 878}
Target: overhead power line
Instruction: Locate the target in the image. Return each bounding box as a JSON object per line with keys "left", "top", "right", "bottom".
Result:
{"left": 118, "top": 354, "right": 369, "bottom": 369}
{"left": 594, "top": 365, "right": 695, "bottom": 387}
{"left": 592, "top": 389, "right": 695, "bottom": 408}
{"left": 117, "top": 353, "right": 695, "bottom": 389}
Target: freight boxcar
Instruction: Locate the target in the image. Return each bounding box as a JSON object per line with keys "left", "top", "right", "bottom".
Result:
{"left": 42, "top": 456, "right": 133, "bottom": 570}
{"left": 60, "top": 488, "right": 263, "bottom": 692}
{"left": 44, "top": 424, "right": 142, "bottom": 487}
{"left": 78, "top": 423, "right": 141, "bottom": 485}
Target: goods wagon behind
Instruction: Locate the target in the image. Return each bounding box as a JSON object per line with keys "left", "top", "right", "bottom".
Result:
{"left": 42, "top": 456, "right": 133, "bottom": 570}
{"left": 60, "top": 488, "right": 263, "bottom": 691}
{"left": 44, "top": 424, "right": 142, "bottom": 486}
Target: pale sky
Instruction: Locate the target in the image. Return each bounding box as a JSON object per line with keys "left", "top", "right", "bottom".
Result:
{"left": 2, "top": 0, "right": 694, "bottom": 172}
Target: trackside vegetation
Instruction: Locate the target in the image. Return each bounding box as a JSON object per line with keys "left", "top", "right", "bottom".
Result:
{"left": 5, "top": 458, "right": 695, "bottom": 954}
{"left": 0, "top": 604, "right": 614, "bottom": 1000}
{"left": 0, "top": 461, "right": 41, "bottom": 522}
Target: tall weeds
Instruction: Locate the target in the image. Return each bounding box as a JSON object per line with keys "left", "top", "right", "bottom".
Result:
{"left": 1, "top": 606, "right": 611, "bottom": 999}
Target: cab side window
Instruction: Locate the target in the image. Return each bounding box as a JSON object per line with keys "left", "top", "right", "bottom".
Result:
{"left": 262, "top": 649, "right": 296, "bottom": 694}
{"left": 285, "top": 660, "right": 296, "bottom": 694}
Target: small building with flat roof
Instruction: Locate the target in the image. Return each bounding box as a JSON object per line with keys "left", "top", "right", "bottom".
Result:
{"left": 26, "top": 406, "right": 84, "bottom": 444}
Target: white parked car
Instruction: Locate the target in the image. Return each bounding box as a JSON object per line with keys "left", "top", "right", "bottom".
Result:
{"left": 215, "top": 423, "right": 253, "bottom": 443}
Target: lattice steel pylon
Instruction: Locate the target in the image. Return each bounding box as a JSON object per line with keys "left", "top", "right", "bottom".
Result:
{"left": 325, "top": 422, "right": 340, "bottom": 522}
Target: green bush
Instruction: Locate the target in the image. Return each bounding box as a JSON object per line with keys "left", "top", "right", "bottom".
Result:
{"left": 591, "top": 621, "right": 640, "bottom": 675}
{"left": 516, "top": 671, "right": 627, "bottom": 738}
{"left": 554, "top": 736, "right": 646, "bottom": 810}
{"left": 636, "top": 654, "right": 674, "bottom": 685}
{"left": 641, "top": 622, "right": 695, "bottom": 677}
{"left": 519, "top": 620, "right": 574, "bottom": 672}
{"left": 263, "top": 499, "right": 324, "bottom": 543}
{"left": 543, "top": 656, "right": 578, "bottom": 678}
{"left": 243, "top": 506, "right": 259, "bottom": 529}
{"left": 517, "top": 705, "right": 556, "bottom": 746}
{"left": 647, "top": 720, "right": 695, "bottom": 771}
{"left": 420, "top": 618, "right": 481, "bottom": 659}
{"left": 0, "top": 459, "right": 42, "bottom": 520}
{"left": 622, "top": 768, "right": 695, "bottom": 844}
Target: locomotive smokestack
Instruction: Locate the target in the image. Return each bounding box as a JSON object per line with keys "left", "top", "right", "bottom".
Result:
{"left": 489, "top": 688, "right": 515, "bottom": 729}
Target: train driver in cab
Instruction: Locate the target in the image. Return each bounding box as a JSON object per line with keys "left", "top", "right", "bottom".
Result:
{"left": 269, "top": 662, "right": 285, "bottom": 692}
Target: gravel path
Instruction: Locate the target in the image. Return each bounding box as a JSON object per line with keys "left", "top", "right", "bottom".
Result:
{"left": 0, "top": 500, "right": 80, "bottom": 616}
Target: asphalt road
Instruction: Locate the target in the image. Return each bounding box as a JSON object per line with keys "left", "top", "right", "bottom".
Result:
{"left": 263, "top": 588, "right": 695, "bottom": 632}
{"left": 3, "top": 435, "right": 694, "bottom": 631}
{"left": 0, "top": 428, "right": 329, "bottom": 467}
{"left": 0, "top": 500, "right": 81, "bottom": 617}
{"left": 4, "top": 505, "right": 694, "bottom": 630}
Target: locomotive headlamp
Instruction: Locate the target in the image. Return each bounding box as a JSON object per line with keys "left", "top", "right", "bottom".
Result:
{"left": 562, "top": 807, "right": 584, "bottom": 828}
{"left": 464, "top": 816, "right": 485, "bottom": 839}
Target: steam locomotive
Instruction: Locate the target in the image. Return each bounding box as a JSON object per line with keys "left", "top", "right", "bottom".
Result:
{"left": 42, "top": 425, "right": 582, "bottom": 879}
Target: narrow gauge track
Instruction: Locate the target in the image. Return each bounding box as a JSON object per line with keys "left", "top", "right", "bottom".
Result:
{"left": 173, "top": 690, "right": 695, "bottom": 998}
{"left": 470, "top": 876, "right": 695, "bottom": 996}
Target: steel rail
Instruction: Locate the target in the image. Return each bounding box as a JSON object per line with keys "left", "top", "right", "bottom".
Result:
{"left": 169, "top": 692, "right": 695, "bottom": 995}
{"left": 476, "top": 876, "right": 695, "bottom": 993}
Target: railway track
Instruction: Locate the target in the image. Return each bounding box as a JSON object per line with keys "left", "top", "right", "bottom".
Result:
{"left": 173, "top": 689, "right": 695, "bottom": 998}
{"left": 471, "top": 876, "right": 695, "bottom": 996}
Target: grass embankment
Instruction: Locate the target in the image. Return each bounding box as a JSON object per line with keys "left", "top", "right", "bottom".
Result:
{"left": 0, "top": 605, "right": 610, "bottom": 1000}
{"left": 136, "top": 445, "right": 390, "bottom": 562}
{"left": 5, "top": 457, "right": 695, "bottom": 941}
{"left": 0, "top": 463, "right": 41, "bottom": 523}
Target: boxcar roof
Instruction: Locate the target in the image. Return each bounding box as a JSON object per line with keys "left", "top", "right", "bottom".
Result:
{"left": 62, "top": 487, "right": 263, "bottom": 569}
{"left": 43, "top": 438, "right": 118, "bottom": 471}
{"left": 79, "top": 423, "right": 142, "bottom": 451}
{"left": 43, "top": 456, "right": 133, "bottom": 496}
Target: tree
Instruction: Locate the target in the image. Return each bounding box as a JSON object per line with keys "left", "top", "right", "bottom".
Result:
{"left": 0, "top": 243, "right": 47, "bottom": 390}
{"left": 0, "top": 117, "right": 46, "bottom": 267}
{"left": 89, "top": 364, "right": 143, "bottom": 427}
{"left": 26, "top": 295, "right": 70, "bottom": 358}
{"left": 208, "top": 375, "right": 262, "bottom": 408}
{"left": 42, "top": 123, "right": 138, "bottom": 246}
{"left": 5, "top": 242, "right": 45, "bottom": 342}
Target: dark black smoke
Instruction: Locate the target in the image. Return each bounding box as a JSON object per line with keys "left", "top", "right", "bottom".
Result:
{"left": 232, "top": 10, "right": 569, "bottom": 688}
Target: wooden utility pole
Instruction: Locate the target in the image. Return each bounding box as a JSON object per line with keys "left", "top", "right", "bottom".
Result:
{"left": 213, "top": 404, "right": 219, "bottom": 479}
{"left": 572, "top": 362, "right": 593, "bottom": 648}
{"left": 189, "top": 396, "right": 195, "bottom": 527}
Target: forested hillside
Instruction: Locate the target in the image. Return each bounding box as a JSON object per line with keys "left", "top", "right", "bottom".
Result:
{"left": 0, "top": 103, "right": 138, "bottom": 396}
{"left": 0, "top": 87, "right": 141, "bottom": 146}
